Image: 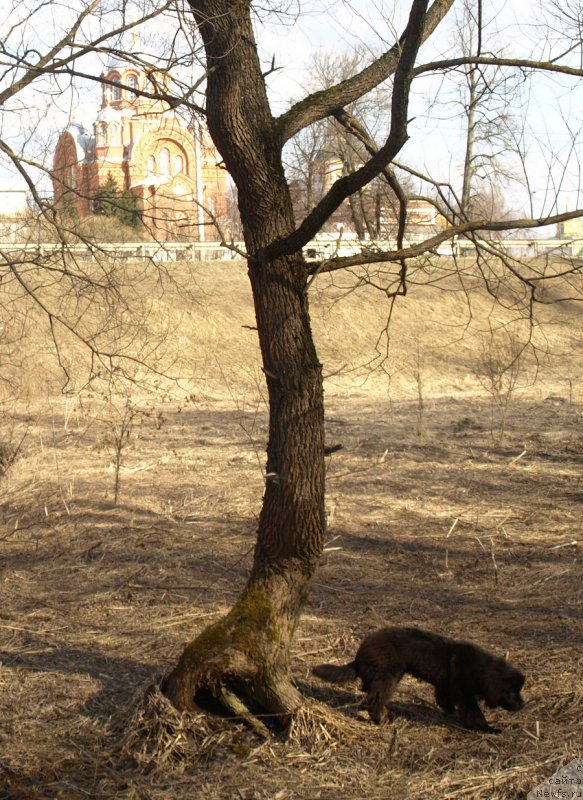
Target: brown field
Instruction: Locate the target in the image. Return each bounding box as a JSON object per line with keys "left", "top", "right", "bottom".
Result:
{"left": 1, "top": 259, "right": 581, "bottom": 799}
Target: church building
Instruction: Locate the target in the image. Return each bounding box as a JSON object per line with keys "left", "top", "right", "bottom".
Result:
{"left": 52, "top": 60, "right": 228, "bottom": 241}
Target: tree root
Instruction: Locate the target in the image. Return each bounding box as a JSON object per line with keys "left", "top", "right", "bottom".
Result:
{"left": 218, "top": 685, "right": 271, "bottom": 739}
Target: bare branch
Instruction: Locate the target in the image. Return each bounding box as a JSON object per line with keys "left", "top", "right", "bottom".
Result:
{"left": 0, "top": 2, "right": 176, "bottom": 107}
{"left": 332, "top": 108, "right": 409, "bottom": 293}
{"left": 51, "top": 66, "right": 208, "bottom": 116}
{"left": 277, "top": 0, "right": 455, "bottom": 143}
{"left": 413, "top": 55, "right": 583, "bottom": 80}
{"left": 310, "top": 209, "right": 583, "bottom": 274}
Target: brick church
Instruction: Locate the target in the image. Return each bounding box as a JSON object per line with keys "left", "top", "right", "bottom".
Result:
{"left": 52, "top": 59, "right": 228, "bottom": 241}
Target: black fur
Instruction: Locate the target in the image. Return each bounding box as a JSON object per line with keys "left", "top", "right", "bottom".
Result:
{"left": 313, "top": 626, "right": 525, "bottom": 732}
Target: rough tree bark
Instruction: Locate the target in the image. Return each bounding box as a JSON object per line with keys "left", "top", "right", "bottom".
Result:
{"left": 162, "top": 0, "right": 441, "bottom": 725}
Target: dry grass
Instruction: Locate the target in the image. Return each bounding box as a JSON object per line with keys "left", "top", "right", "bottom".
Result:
{"left": 0, "top": 259, "right": 581, "bottom": 798}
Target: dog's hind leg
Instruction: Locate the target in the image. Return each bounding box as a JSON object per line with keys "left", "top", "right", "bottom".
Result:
{"left": 366, "top": 673, "right": 402, "bottom": 724}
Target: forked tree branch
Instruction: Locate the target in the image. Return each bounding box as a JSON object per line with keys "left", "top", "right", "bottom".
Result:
{"left": 332, "top": 108, "right": 409, "bottom": 292}
{"left": 257, "top": 0, "right": 430, "bottom": 263}
{"left": 277, "top": 0, "right": 454, "bottom": 143}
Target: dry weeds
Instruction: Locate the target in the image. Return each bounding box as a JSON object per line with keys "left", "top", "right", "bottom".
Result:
{"left": 0, "top": 260, "right": 581, "bottom": 799}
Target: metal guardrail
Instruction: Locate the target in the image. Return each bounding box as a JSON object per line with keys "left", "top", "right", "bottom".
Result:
{"left": 1, "top": 236, "right": 582, "bottom": 262}
{"left": 0, "top": 240, "right": 242, "bottom": 262}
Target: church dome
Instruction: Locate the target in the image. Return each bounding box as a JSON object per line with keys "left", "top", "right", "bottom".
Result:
{"left": 64, "top": 122, "right": 94, "bottom": 162}
{"left": 96, "top": 104, "right": 123, "bottom": 123}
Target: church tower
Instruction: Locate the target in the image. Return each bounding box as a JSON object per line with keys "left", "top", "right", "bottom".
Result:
{"left": 52, "top": 60, "right": 228, "bottom": 241}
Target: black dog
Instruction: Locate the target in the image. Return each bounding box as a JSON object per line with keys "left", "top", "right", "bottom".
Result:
{"left": 313, "top": 626, "right": 525, "bottom": 732}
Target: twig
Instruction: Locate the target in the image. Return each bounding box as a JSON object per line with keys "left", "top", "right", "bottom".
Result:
{"left": 548, "top": 541, "right": 578, "bottom": 550}
{"left": 490, "top": 537, "right": 498, "bottom": 585}
{"left": 0, "top": 518, "right": 19, "bottom": 541}
{"left": 295, "top": 645, "right": 337, "bottom": 659}
{"left": 445, "top": 518, "right": 459, "bottom": 570}
{"left": 508, "top": 449, "right": 527, "bottom": 466}
{"left": 532, "top": 568, "right": 571, "bottom": 586}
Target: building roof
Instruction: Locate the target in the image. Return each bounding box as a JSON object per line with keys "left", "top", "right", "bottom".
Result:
{"left": 95, "top": 104, "right": 124, "bottom": 124}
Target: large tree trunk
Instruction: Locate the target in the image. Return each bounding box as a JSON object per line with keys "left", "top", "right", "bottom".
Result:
{"left": 162, "top": 248, "right": 325, "bottom": 721}
{"left": 162, "top": 0, "right": 326, "bottom": 724}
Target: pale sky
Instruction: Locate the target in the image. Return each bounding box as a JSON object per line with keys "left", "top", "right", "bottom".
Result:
{"left": 1, "top": 0, "right": 582, "bottom": 220}
{"left": 255, "top": 0, "right": 583, "bottom": 215}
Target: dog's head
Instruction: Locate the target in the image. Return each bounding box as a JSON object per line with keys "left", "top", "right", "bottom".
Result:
{"left": 485, "top": 662, "right": 525, "bottom": 711}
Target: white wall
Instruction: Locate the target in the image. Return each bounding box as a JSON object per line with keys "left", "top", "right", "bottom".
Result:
{"left": 0, "top": 188, "right": 28, "bottom": 216}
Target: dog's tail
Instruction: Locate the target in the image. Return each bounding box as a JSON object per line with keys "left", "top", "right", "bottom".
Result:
{"left": 312, "top": 662, "right": 358, "bottom": 684}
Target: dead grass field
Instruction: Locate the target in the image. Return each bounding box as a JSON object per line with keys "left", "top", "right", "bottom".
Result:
{"left": 0, "top": 259, "right": 581, "bottom": 799}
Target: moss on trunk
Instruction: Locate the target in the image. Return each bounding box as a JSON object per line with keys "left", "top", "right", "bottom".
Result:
{"left": 162, "top": 579, "right": 305, "bottom": 725}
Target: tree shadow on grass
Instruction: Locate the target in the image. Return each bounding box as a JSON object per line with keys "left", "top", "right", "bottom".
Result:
{"left": 0, "top": 640, "right": 158, "bottom": 720}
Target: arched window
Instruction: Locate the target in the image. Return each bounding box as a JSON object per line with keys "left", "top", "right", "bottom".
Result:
{"left": 147, "top": 155, "right": 156, "bottom": 175}
{"left": 173, "top": 154, "right": 184, "bottom": 174}
{"left": 159, "top": 147, "right": 170, "bottom": 176}
{"left": 97, "top": 124, "right": 107, "bottom": 145}
{"left": 126, "top": 74, "right": 138, "bottom": 94}
{"left": 112, "top": 80, "right": 122, "bottom": 101}
{"left": 109, "top": 124, "right": 120, "bottom": 144}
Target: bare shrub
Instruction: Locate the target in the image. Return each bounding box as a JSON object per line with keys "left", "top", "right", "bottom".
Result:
{"left": 100, "top": 392, "right": 151, "bottom": 506}
{"left": 0, "top": 419, "right": 26, "bottom": 478}
{"left": 473, "top": 324, "right": 530, "bottom": 442}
